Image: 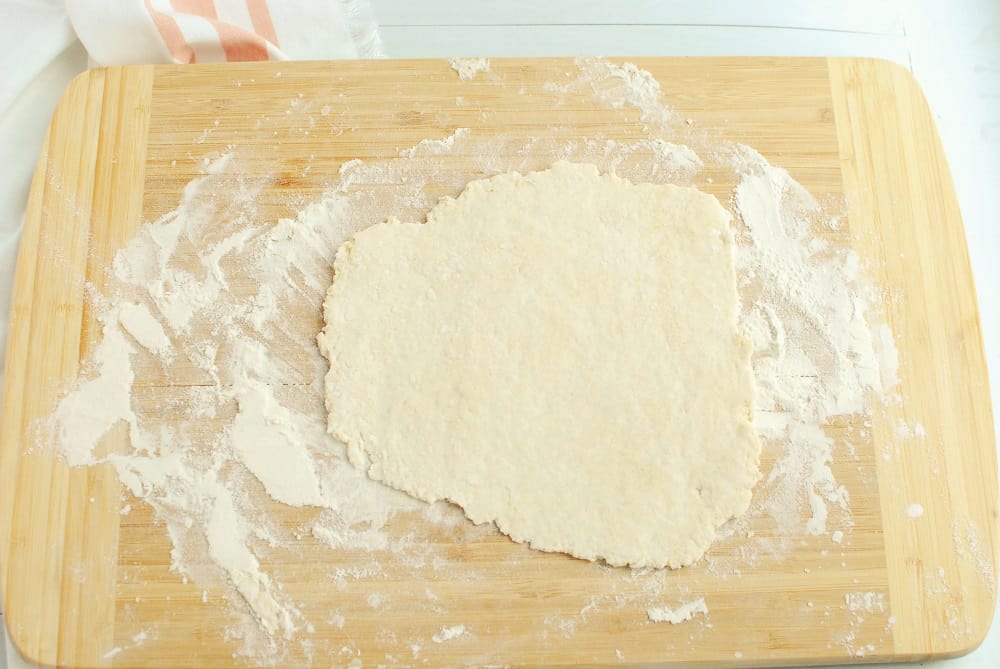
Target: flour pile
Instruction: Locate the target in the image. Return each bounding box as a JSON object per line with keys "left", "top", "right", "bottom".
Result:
{"left": 42, "top": 58, "right": 894, "bottom": 661}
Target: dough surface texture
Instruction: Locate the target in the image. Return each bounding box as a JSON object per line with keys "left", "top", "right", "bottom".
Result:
{"left": 318, "top": 161, "right": 760, "bottom": 568}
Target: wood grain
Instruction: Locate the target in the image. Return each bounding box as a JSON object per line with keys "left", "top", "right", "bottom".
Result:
{"left": 830, "top": 58, "right": 999, "bottom": 659}
{"left": 0, "top": 65, "right": 153, "bottom": 667}
{"left": 0, "top": 57, "right": 995, "bottom": 668}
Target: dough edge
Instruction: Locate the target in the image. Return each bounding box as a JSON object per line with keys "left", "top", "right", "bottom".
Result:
{"left": 318, "top": 161, "right": 761, "bottom": 569}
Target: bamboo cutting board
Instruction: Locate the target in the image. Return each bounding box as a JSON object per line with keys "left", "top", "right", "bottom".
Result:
{"left": 0, "top": 58, "right": 996, "bottom": 668}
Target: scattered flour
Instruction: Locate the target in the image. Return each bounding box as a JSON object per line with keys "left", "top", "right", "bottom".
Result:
{"left": 575, "top": 58, "right": 677, "bottom": 126}
{"left": 872, "top": 324, "right": 900, "bottom": 392}
{"left": 431, "top": 624, "right": 467, "bottom": 643}
{"left": 725, "top": 142, "right": 886, "bottom": 549}
{"left": 399, "top": 127, "right": 471, "bottom": 159}
{"left": 41, "top": 58, "right": 905, "bottom": 663}
{"left": 449, "top": 57, "right": 490, "bottom": 80}
{"left": 839, "top": 591, "right": 890, "bottom": 657}
{"left": 906, "top": 503, "right": 925, "bottom": 519}
{"left": 117, "top": 302, "right": 173, "bottom": 358}
{"left": 51, "top": 322, "right": 135, "bottom": 467}
{"left": 895, "top": 419, "right": 926, "bottom": 440}
{"left": 952, "top": 519, "right": 997, "bottom": 594}
{"left": 647, "top": 598, "right": 709, "bottom": 624}
{"left": 101, "top": 631, "right": 151, "bottom": 660}
{"left": 845, "top": 591, "right": 886, "bottom": 619}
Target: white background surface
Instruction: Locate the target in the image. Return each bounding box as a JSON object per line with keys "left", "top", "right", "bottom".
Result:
{"left": 1, "top": 1, "right": 998, "bottom": 667}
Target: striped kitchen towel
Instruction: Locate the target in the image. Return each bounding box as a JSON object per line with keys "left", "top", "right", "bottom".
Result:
{"left": 65, "top": 0, "right": 382, "bottom": 66}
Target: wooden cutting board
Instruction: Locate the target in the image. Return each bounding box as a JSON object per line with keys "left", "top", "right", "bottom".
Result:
{"left": 0, "top": 58, "right": 996, "bottom": 668}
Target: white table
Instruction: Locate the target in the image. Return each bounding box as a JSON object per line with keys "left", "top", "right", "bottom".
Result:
{"left": 2, "top": 1, "right": 997, "bottom": 667}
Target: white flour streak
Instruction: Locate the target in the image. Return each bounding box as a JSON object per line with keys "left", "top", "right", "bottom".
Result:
{"left": 449, "top": 57, "right": 490, "bottom": 80}
{"left": 953, "top": 519, "right": 997, "bottom": 594}
{"left": 845, "top": 591, "right": 886, "bottom": 619}
{"left": 101, "top": 631, "right": 150, "bottom": 660}
{"left": 431, "top": 624, "right": 467, "bottom": 643}
{"left": 873, "top": 324, "right": 900, "bottom": 392}
{"left": 732, "top": 146, "right": 883, "bottom": 540}
{"left": 399, "top": 127, "right": 471, "bottom": 159}
{"left": 229, "top": 378, "right": 325, "bottom": 507}
{"left": 647, "top": 598, "right": 708, "bottom": 624}
{"left": 582, "top": 137, "right": 702, "bottom": 183}
{"left": 51, "top": 322, "right": 135, "bottom": 467}
{"left": 840, "top": 591, "right": 889, "bottom": 656}
{"left": 45, "top": 155, "right": 417, "bottom": 659}
{"left": 118, "top": 302, "right": 173, "bottom": 358}
{"left": 575, "top": 58, "right": 677, "bottom": 127}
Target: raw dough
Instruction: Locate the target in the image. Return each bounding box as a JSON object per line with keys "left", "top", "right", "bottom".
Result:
{"left": 318, "top": 161, "right": 760, "bottom": 568}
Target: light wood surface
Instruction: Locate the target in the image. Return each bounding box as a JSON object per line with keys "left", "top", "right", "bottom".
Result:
{"left": 0, "top": 58, "right": 995, "bottom": 668}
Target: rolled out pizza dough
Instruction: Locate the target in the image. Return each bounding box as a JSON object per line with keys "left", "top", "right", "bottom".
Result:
{"left": 317, "top": 161, "right": 760, "bottom": 568}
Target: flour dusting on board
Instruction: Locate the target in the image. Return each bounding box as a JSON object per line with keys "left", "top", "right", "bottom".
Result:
{"left": 729, "top": 143, "right": 879, "bottom": 547}
{"left": 647, "top": 597, "right": 709, "bottom": 624}
{"left": 431, "top": 624, "right": 467, "bottom": 643}
{"left": 449, "top": 57, "right": 490, "bottom": 80}
{"left": 43, "top": 59, "right": 903, "bottom": 663}
{"left": 839, "top": 591, "right": 890, "bottom": 657}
